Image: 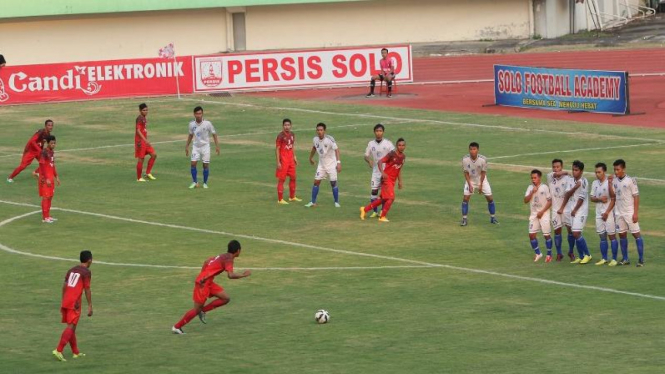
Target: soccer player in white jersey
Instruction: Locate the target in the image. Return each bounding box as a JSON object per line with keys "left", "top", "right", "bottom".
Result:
{"left": 609, "top": 159, "right": 644, "bottom": 267}
{"left": 590, "top": 162, "right": 618, "bottom": 266}
{"left": 185, "top": 106, "right": 220, "bottom": 189}
{"left": 547, "top": 159, "right": 574, "bottom": 261}
{"left": 305, "top": 123, "right": 341, "bottom": 208}
{"left": 460, "top": 142, "right": 497, "bottom": 226}
{"left": 364, "top": 124, "right": 394, "bottom": 218}
{"left": 524, "top": 170, "right": 552, "bottom": 262}
{"left": 559, "top": 160, "right": 592, "bottom": 264}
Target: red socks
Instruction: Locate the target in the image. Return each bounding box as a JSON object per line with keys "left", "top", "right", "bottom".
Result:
{"left": 381, "top": 199, "right": 394, "bottom": 217}
{"left": 41, "top": 199, "right": 48, "bottom": 219}
{"left": 69, "top": 331, "right": 79, "bottom": 354}
{"left": 56, "top": 327, "right": 74, "bottom": 352}
{"left": 203, "top": 299, "right": 228, "bottom": 312}
{"left": 146, "top": 157, "right": 156, "bottom": 174}
{"left": 277, "top": 179, "right": 285, "bottom": 201}
{"left": 365, "top": 199, "right": 383, "bottom": 213}
{"left": 136, "top": 161, "right": 143, "bottom": 179}
{"left": 289, "top": 179, "right": 296, "bottom": 199}
{"left": 174, "top": 309, "right": 198, "bottom": 329}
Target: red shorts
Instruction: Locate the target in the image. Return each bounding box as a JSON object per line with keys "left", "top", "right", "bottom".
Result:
{"left": 38, "top": 178, "right": 54, "bottom": 198}
{"left": 276, "top": 161, "right": 296, "bottom": 179}
{"left": 381, "top": 178, "right": 396, "bottom": 200}
{"left": 135, "top": 141, "right": 155, "bottom": 159}
{"left": 61, "top": 307, "right": 81, "bottom": 325}
{"left": 193, "top": 281, "right": 224, "bottom": 304}
{"left": 20, "top": 150, "right": 40, "bottom": 167}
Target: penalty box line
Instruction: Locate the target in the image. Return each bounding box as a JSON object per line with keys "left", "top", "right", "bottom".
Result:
{"left": 0, "top": 199, "right": 664, "bottom": 302}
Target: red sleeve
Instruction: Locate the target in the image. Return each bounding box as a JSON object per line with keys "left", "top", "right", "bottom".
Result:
{"left": 30, "top": 131, "right": 43, "bottom": 153}
{"left": 38, "top": 150, "right": 47, "bottom": 175}
{"left": 275, "top": 133, "right": 283, "bottom": 147}
{"left": 380, "top": 151, "right": 395, "bottom": 164}
{"left": 82, "top": 272, "right": 91, "bottom": 289}
{"left": 224, "top": 259, "right": 234, "bottom": 274}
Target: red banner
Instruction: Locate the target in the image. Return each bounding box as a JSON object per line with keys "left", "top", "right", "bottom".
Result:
{"left": 0, "top": 57, "right": 193, "bottom": 105}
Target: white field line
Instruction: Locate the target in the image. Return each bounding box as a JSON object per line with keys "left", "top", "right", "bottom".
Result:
{"left": 1, "top": 199, "right": 664, "bottom": 301}
{"left": 490, "top": 142, "right": 660, "bottom": 160}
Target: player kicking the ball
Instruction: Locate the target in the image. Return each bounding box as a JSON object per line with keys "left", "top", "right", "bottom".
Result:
{"left": 363, "top": 124, "right": 394, "bottom": 218}
{"left": 185, "top": 106, "right": 220, "bottom": 189}
{"left": 360, "top": 138, "right": 406, "bottom": 222}
{"left": 460, "top": 142, "right": 497, "bottom": 226}
{"left": 52, "top": 250, "right": 93, "bottom": 362}
{"left": 305, "top": 123, "right": 341, "bottom": 208}
{"left": 172, "top": 240, "right": 251, "bottom": 334}
{"left": 524, "top": 170, "right": 552, "bottom": 262}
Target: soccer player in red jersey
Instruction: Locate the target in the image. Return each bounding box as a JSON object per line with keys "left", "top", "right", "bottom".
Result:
{"left": 135, "top": 103, "right": 157, "bottom": 182}
{"left": 275, "top": 118, "right": 301, "bottom": 204}
{"left": 52, "top": 250, "right": 93, "bottom": 362}
{"left": 32, "top": 135, "right": 60, "bottom": 223}
{"left": 366, "top": 48, "right": 395, "bottom": 98}
{"left": 7, "top": 119, "right": 54, "bottom": 183}
{"left": 360, "top": 138, "right": 406, "bottom": 222}
{"left": 172, "top": 240, "right": 251, "bottom": 334}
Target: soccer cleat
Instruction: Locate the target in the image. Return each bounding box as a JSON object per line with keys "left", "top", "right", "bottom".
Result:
{"left": 189, "top": 182, "right": 198, "bottom": 189}
{"left": 359, "top": 207, "right": 366, "bottom": 220}
{"left": 490, "top": 217, "right": 499, "bottom": 225}
{"left": 42, "top": 218, "right": 55, "bottom": 224}
{"left": 289, "top": 197, "right": 302, "bottom": 202}
{"left": 369, "top": 212, "right": 379, "bottom": 218}
{"left": 334, "top": 202, "right": 341, "bottom": 208}
{"left": 49, "top": 217, "right": 58, "bottom": 222}
{"left": 278, "top": 199, "right": 289, "bottom": 205}
{"left": 171, "top": 326, "right": 185, "bottom": 335}
{"left": 366, "top": 93, "right": 375, "bottom": 98}
{"left": 545, "top": 255, "right": 552, "bottom": 263}
{"left": 304, "top": 202, "right": 316, "bottom": 208}
{"left": 636, "top": 261, "right": 644, "bottom": 267}
{"left": 52, "top": 350, "right": 66, "bottom": 362}
{"left": 198, "top": 311, "right": 207, "bottom": 324}
{"left": 460, "top": 218, "right": 468, "bottom": 227}
{"left": 145, "top": 173, "right": 157, "bottom": 181}
{"left": 6, "top": 178, "right": 13, "bottom": 183}
{"left": 534, "top": 253, "right": 543, "bottom": 262}
{"left": 387, "top": 93, "right": 392, "bottom": 98}
{"left": 579, "top": 255, "right": 592, "bottom": 265}
{"left": 202, "top": 183, "right": 209, "bottom": 189}
{"left": 137, "top": 178, "right": 147, "bottom": 182}
{"left": 618, "top": 260, "right": 631, "bottom": 266}
{"left": 72, "top": 352, "right": 86, "bottom": 359}
{"left": 556, "top": 254, "right": 564, "bottom": 262}
{"left": 595, "top": 259, "right": 608, "bottom": 266}
{"left": 378, "top": 217, "right": 390, "bottom": 223}
{"left": 570, "top": 258, "right": 581, "bottom": 264}
{"left": 608, "top": 259, "right": 618, "bottom": 267}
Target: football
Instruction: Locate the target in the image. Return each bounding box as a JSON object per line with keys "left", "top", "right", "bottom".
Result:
{"left": 314, "top": 309, "right": 330, "bottom": 324}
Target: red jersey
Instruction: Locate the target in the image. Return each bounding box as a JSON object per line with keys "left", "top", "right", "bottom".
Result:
{"left": 24, "top": 128, "right": 49, "bottom": 154}
{"left": 380, "top": 58, "right": 395, "bottom": 75}
{"left": 38, "top": 148, "right": 57, "bottom": 179}
{"left": 195, "top": 253, "right": 235, "bottom": 284}
{"left": 135, "top": 115, "right": 147, "bottom": 143}
{"left": 381, "top": 150, "right": 406, "bottom": 180}
{"left": 61, "top": 265, "right": 92, "bottom": 309}
{"left": 276, "top": 131, "right": 295, "bottom": 163}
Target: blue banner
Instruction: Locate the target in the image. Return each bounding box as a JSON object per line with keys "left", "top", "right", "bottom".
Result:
{"left": 494, "top": 65, "right": 628, "bottom": 115}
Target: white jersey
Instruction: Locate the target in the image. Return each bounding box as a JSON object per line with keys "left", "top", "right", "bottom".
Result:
{"left": 189, "top": 120, "right": 217, "bottom": 148}
{"left": 568, "top": 177, "right": 589, "bottom": 216}
{"left": 612, "top": 175, "right": 639, "bottom": 215}
{"left": 547, "top": 173, "right": 574, "bottom": 211}
{"left": 462, "top": 154, "right": 488, "bottom": 183}
{"left": 313, "top": 135, "right": 338, "bottom": 168}
{"left": 525, "top": 183, "right": 551, "bottom": 217}
{"left": 591, "top": 178, "right": 612, "bottom": 218}
{"left": 365, "top": 138, "right": 394, "bottom": 173}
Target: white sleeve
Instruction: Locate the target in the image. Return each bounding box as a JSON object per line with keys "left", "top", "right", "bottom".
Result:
{"left": 208, "top": 123, "right": 216, "bottom": 135}
{"left": 544, "top": 186, "right": 552, "bottom": 201}
{"left": 332, "top": 139, "right": 338, "bottom": 151}
{"left": 525, "top": 185, "right": 533, "bottom": 197}
{"left": 481, "top": 158, "right": 488, "bottom": 172}
{"left": 188, "top": 123, "right": 194, "bottom": 135}
{"left": 364, "top": 142, "right": 371, "bottom": 158}
{"left": 631, "top": 177, "right": 639, "bottom": 196}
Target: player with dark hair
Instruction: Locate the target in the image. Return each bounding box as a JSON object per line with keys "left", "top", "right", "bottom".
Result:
{"left": 590, "top": 162, "right": 617, "bottom": 265}
{"left": 363, "top": 124, "right": 394, "bottom": 218}
{"left": 7, "top": 120, "right": 54, "bottom": 183}
{"left": 609, "top": 159, "right": 645, "bottom": 267}
{"left": 524, "top": 169, "right": 552, "bottom": 262}
{"left": 275, "top": 118, "right": 301, "bottom": 204}
{"left": 33, "top": 135, "right": 59, "bottom": 223}
{"left": 461, "top": 142, "right": 497, "bottom": 226}
{"left": 135, "top": 103, "right": 157, "bottom": 182}
{"left": 560, "top": 160, "right": 592, "bottom": 264}
{"left": 52, "top": 250, "right": 93, "bottom": 362}
{"left": 547, "top": 159, "right": 574, "bottom": 261}
{"left": 366, "top": 48, "right": 395, "bottom": 98}
{"left": 360, "top": 138, "right": 406, "bottom": 222}
{"left": 185, "top": 106, "right": 220, "bottom": 189}
{"left": 305, "top": 123, "right": 341, "bottom": 208}
{"left": 172, "top": 240, "right": 251, "bottom": 334}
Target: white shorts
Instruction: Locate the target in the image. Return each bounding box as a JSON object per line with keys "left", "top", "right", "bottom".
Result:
{"left": 595, "top": 214, "right": 616, "bottom": 235}
{"left": 615, "top": 214, "right": 640, "bottom": 234}
{"left": 315, "top": 164, "right": 338, "bottom": 181}
{"left": 551, "top": 211, "right": 564, "bottom": 230}
{"left": 370, "top": 170, "right": 382, "bottom": 190}
{"left": 563, "top": 209, "right": 572, "bottom": 227}
{"left": 191, "top": 145, "right": 211, "bottom": 163}
{"left": 529, "top": 212, "right": 551, "bottom": 235}
{"left": 463, "top": 179, "right": 492, "bottom": 196}
{"left": 571, "top": 215, "right": 587, "bottom": 232}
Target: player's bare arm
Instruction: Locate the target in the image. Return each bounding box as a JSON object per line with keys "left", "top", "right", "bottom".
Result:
{"left": 633, "top": 195, "right": 639, "bottom": 223}
{"left": 397, "top": 172, "right": 403, "bottom": 190}
{"left": 524, "top": 187, "right": 537, "bottom": 204}
{"left": 228, "top": 270, "right": 252, "bottom": 279}
{"left": 185, "top": 133, "right": 194, "bottom": 156}
{"left": 85, "top": 287, "right": 93, "bottom": 317}
{"left": 602, "top": 182, "right": 616, "bottom": 221}
{"left": 364, "top": 154, "right": 373, "bottom": 169}
{"left": 293, "top": 138, "right": 298, "bottom": 166}
{"left": 537, "top": 200, "right": 552, "bottom": 219}
{"left": 557, "top": 182, "right": 580, "bottom": 214}
{"left": 275, "top": 144, "right": 282, "bottom": 169}
{"left": 335, "top": 149, "right": 341, "bottom": 173}
{"left": 571, "top": 196, "right": 584, "bottom": 217}
{"left": 213, "top": 133, "right": 220, "bottom": 155}
{"left": 309, "top": 146, "right": 316, "bottom": 165}
{"left": 137, "top": 127, "right": 150, "bottom": 146}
